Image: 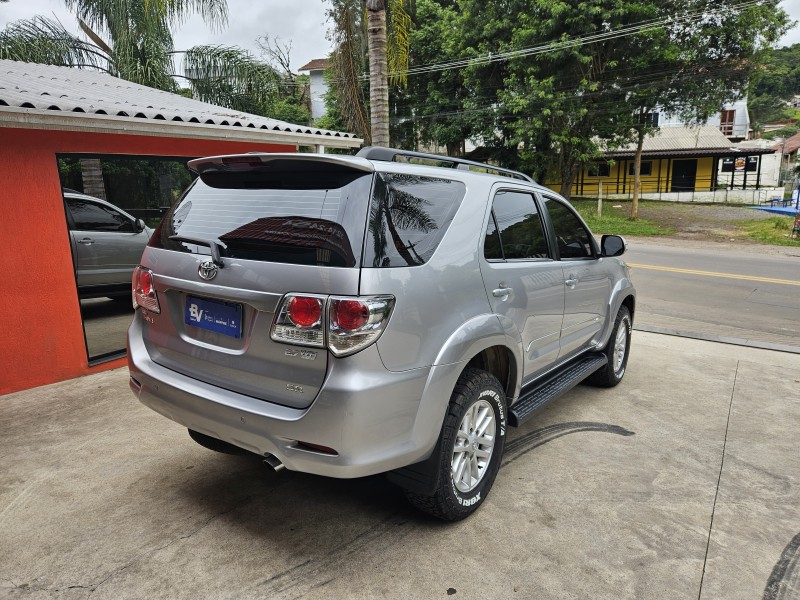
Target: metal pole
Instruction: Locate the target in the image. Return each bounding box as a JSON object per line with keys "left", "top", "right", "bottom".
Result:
{"left": 597, "top": 182, "right": 603, "bottom": 218}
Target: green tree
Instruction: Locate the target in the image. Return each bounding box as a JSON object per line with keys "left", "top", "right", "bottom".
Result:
{"left": 619, "top": 0, "right": 790, "bottom": 218}
{"left": 749, "top": 43, "right": 800, "bottom": 127}
{"left": 404, "top": 0, "right": 473, "bottom": 156}
{"left": 0, "top": 0, "right": 282, "bottom": 116}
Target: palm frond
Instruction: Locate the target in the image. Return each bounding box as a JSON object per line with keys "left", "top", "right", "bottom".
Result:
{"left": 0, "top": 16, "right": 109, "bottom": 70}
{"left": 182, "top": 45, "right": 280, "bottom": 111}
{"left": 386, "top": 0, "right": 411, "bottom": 87}
{"left": 329, "top": 0, "right": 371, "bottom": 142}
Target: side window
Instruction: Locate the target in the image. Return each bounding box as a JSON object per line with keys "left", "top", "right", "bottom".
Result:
{"left": 543, "top": 197, "right": 594, "bottom": 259}
{"left": 363, "top": 173, "right": 466, "bottom": 268}
{"left": 66, "top": 199, "right": 134, "bottom": 232}
{"left": 488, "top": 190, "right": 549, "bottom": 260}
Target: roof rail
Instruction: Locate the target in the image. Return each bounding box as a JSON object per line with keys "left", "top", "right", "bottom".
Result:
{"left": 356, "top": 146, "right": 535, "bottom": 183}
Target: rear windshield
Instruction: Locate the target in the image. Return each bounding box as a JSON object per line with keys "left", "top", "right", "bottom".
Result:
{"left": 363, "top": 173, "right": 466, "bottom": 267}
{"left": 149, "top": 172, "right": 373, "bottom": 268}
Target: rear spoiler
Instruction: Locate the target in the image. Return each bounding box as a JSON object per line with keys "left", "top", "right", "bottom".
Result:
{"left": 187, "top": 153, "right": 375, "bottom": 175}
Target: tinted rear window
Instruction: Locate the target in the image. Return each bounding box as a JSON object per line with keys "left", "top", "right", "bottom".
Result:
{"left": 363, "top": 173, "right": 466, "bottom": 267}
{"left": 150, "top": 173, "right": 373, "bottom": 268}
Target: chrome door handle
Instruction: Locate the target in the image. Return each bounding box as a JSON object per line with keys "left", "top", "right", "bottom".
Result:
{"left": 492, "top": 287, "right": 511, "bottom": 298}
{"left": 565, "top": 278, "right": 577, "bottom": 288}
{"left": 78, "top": 237, "right": 94, "bottom": 245}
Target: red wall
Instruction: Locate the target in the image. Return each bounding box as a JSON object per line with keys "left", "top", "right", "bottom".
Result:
{"left": 0, "top": 127, "right": 292, "bottom": 395}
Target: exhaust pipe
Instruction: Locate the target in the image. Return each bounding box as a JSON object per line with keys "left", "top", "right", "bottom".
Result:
{"left": 263, "top": 454, "right": 285, "bottom": 473}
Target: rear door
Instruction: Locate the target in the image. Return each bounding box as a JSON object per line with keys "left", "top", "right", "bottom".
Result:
{"left": 140, "top": 156, "right": 373, "bottom": 409}
{"left": 539, "top": 194, "right": 610, "bottom": 360}
{"left": 479, "top": 188, "right": 565, "bottom": 383}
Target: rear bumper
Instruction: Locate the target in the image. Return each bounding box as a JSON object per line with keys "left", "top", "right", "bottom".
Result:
{"left": 127, "top": 314, "right": 444, "bottom": 478}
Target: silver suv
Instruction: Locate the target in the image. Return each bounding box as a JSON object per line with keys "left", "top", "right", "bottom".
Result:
{"left": 127, "top": 148, "right": 635, "bottom": 520}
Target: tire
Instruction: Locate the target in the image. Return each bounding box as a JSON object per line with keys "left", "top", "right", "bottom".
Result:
{"left": 404, "top": 368, "right": 507, "bottom": 521}
{"left": 188, "top": 429, "right": 252, "bottom": 456}
{"left": 587, "top": 305, "right": 632, "bottom": 388}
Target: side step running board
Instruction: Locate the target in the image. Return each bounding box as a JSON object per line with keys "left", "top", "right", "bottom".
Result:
{"left": 509, "top": 354, "right": 608, "bottom": 427}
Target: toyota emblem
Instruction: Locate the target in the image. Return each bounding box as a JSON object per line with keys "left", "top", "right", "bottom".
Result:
{"left": 198, "top": 260, "right": 218, "bottom": 281}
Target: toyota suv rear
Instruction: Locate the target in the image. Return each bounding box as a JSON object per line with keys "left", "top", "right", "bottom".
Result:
{"left": 128, "top": 147, "right": 635, "bottom": 520}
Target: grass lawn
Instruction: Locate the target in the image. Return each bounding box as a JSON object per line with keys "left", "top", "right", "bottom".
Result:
{"left": 739, "top": 216, "right": 800, "bottom": 246}
{"left": 571, "top": 199, "right": 676, "bottom": 236}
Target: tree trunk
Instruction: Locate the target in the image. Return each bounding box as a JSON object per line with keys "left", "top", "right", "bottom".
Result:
{"left": 80, "top": 158, "right": 106, "bottom": 199}
{"left": 631, "top": 128, "right": 645, "bottom": 220}
{"left": 366, "top": 0, "right": 390, "bottom": 147}
{"left": 559, "top": 163, "right": 578, "bottom": 200}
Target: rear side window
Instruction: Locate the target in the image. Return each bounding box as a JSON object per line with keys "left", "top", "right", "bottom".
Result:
{"left": 363, "top": 173, "right": 466, "bottom": 267}
{"left": 150, "top": 171, "right": 373, "bottom": 268}
{"left": 486, "top": 191, "right": 550, "bottom": 260}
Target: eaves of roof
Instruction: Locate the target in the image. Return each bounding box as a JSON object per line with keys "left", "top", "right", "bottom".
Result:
{"left": 0, "top": 106, "right": 362, "bottom": 148}
{"left": 604, "top": 147, "right": 776, "bottom": 159}
{"left": 0, "top": 60, "right": 361, "bottom": 148}
{"left": 298, "top": 59, "right": 331, "bottom": 71}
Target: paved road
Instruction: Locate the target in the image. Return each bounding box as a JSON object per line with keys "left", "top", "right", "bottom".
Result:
{"left": 624, "top": 241, "right": 800, "bottom": 351}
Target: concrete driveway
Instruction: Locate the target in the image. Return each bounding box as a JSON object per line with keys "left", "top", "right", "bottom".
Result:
{"left": 1, "top": 332, "right": 799, "bottom": 599}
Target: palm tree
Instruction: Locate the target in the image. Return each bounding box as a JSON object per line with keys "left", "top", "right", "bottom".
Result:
{"left": 0, "top": 0, "right": 280, "bottom": 112}
{"left": 328, "top": 0, "right": 411, "bottom": 146}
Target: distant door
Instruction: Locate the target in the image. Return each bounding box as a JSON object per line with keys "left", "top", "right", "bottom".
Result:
{"left": 671, "top": 159, "right": 697, "bottom": 192}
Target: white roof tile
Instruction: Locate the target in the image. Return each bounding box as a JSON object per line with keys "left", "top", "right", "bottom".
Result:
{"left": 0, "top": 59, "right": 358, "bottom": 141}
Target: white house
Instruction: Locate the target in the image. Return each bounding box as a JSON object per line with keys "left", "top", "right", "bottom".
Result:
{"left": 659, "top": 98, "right": 751, "bottom": 141}
{"left": 298, "top": 58, "right": 330, "bottom": 121}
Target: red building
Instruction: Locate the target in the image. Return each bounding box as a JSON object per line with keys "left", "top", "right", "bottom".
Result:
{"left": 0, "top": 59, "right": 361, "bottom": 394}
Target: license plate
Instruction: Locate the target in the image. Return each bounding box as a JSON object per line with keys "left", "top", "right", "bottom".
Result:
{"left": 185, "top": 295, "right": 242, "bottom": 338}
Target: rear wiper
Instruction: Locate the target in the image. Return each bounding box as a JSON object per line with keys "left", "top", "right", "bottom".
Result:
{"left": 169, "top": 235, "right": 227, "bottom": 268}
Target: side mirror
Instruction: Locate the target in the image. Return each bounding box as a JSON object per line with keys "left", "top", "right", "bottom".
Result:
{"left": 135, "top": 218, "right": 147, "bottom": 233}
{"left": 601, "top": 234, "right": 627, "bottom": 257}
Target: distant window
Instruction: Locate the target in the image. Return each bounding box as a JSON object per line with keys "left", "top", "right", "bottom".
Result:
{"left": 720, "top": 110, "right": 735, "bottom": 137}
{"left": 639, "top": 112, "right": 659, "bottom": 127}
{"left": 587, "top": 163, "right": 610, "bottom": 178}
{"left": 628, "top": 161, "right": 652, "bottom": 176}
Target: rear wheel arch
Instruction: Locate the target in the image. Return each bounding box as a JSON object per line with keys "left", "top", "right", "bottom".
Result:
{"left": 465, "top": 345, "right": 517, "bottom": 401}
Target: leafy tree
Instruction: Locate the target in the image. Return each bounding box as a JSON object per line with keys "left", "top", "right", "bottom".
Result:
{"left": 749, "top": 43, "right": 800, "bottom": 127}
{"left": 404, "top": 0, "right": 473, "bottom": 156}
{"left": 618, "top": 0, "right": 789, "bottom": 217}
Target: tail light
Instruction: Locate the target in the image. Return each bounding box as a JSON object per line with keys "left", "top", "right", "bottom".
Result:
{"left": 271, "top": 294, "right": 326, "bottom": 347}
{"left": 271, "top": 294, "right": 394, "bottom": 356}
{"left": 132, "top": 266, "right": 160, "bottom": 313}
{"left": 328, "top": 296, "right": 394, "bottom": 356}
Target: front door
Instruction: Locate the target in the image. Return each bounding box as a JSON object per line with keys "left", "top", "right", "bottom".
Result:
{"left": 479, "top": 189, "right": 565, "bottom": 383}
{"left": 671, "top": 159, "right": 697, "bottom": 192}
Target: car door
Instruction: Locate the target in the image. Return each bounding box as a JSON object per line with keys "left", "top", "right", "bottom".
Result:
{"left": 65, "top": 196, "right": 148, "bottom": 288}
{"left": 540, "top": 194, "right": 611, "bottom": 360}
{"left": 479, "top": 188, "right": 565, "bottom": 383}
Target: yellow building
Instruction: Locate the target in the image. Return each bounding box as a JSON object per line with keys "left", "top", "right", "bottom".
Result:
{"left": 547, "top": 126, "right": 775, "bottom": 197}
